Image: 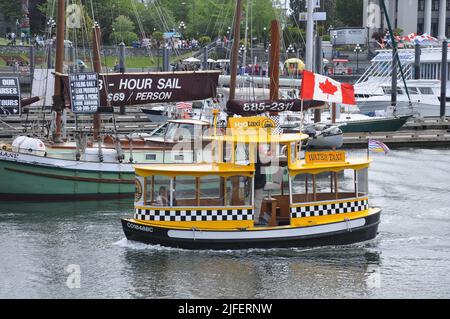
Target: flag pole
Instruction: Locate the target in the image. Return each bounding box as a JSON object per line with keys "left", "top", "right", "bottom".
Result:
{"left": 367, "top": 139, "right": 370, "bottom": 160}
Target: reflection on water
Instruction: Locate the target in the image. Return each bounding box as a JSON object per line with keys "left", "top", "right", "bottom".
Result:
{"left": 1, "top": 148, "right": 450, "bottom": 298}
{"left": 119, "top": 241, "right": 381, "bottom": 299}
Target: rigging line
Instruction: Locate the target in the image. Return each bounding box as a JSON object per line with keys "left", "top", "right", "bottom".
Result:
{"left": 380, "top": 0, "right": 411, "bottom": 104}
{"left": 214, "top": 0, "right": 232, "bottom": 40}
{"left": 131, "top": 0, "right": 154, "bottom": 61}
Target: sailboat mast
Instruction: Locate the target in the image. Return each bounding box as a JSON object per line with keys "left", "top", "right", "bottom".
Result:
{"left": 243, "top": 0, "right": 249, "bottom": 67}
{"left": 229, "top": 0, "right": 243, "bottom": 101}
{"left": 305, "top": 0, "right": 314, "bottom": 70}
{"left": 269, "top": 20, "right": 280, "bottom": 101}
{"left": 53, "top": 0, "right": 66, "bottom": 142}
{"left": 92, "top": 24, "right": 102, "bottom": 141}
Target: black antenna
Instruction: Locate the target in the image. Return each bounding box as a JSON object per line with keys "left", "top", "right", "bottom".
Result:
{"left": 380, "top": 0, "right": 412, "bottom": 106}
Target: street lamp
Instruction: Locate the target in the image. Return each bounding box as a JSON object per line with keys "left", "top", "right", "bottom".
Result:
{"left": 47, "top": 18, "right": 56, "bottom": 30}
{"left": 286, "top": 44, "right": 295, "bottom": 56}
{"left": 354, "top": 43, "right": 361, "bottom": 74}
{"left": 239, "top": 44, "right": 246, "bottom": 60}
{"left": 179, "top": 21, "right": 186, "bottom": 39}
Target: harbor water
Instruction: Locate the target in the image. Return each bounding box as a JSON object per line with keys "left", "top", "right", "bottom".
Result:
{"left": 1, "top": 148, "right": 449, "bottom": 299}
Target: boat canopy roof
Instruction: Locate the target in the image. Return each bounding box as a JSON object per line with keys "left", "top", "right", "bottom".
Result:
{"left": 288, "top": 158, "right": 371, "bottom": 175}
{"left": 167, "top": 119, "right": 210, "bottom": 126}
{"left": 206, "top": 132, "right": 308, "bottom": 144}
{"left": 134, "top": 163, "right": 255, "bottom": 178}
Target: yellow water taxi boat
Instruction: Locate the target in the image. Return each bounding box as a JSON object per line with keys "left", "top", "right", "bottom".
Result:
{"left": 121, "top": 118, "right": 380, "bottom": 249}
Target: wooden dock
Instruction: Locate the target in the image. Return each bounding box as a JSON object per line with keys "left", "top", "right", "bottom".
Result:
{"left": 1, "top": 107, "right": 450, "bottom": 148}
{"left": 343, "top": 117, "right": 450, "bottom": 148}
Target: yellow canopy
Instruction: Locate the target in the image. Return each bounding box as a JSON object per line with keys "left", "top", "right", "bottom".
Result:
{"left": 288, "top": 158, "right": 371, "bottom": 175}
{"left": 284, "top": 58, "right": 305, "bottom": 70}
{"left": 205, "top": 132, "right": 308, "bottom": 144}
{"left": 135, "top": 162, "right": 255, "bottom": 178}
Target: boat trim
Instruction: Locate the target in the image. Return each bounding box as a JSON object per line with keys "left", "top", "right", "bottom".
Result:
{"left": 166, "top": 216, "right": 366, "bottom": 240}
{"left": 4, "top": 167, "right": 134, "bottom": 184}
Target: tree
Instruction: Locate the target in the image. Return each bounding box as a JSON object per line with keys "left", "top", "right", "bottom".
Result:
{"left": 335, "top": 0, "right": 363, "bottom": 27}
{"left": 109, "top": 15, "right": 138, "bottom": 45}
{"left": 0, "top": 2, "right": 21, "bottom": 23}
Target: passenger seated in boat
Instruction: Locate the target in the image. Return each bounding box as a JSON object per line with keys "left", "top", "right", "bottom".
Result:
{"left": 155, "top": 186, "right": 169, "bottom": 206}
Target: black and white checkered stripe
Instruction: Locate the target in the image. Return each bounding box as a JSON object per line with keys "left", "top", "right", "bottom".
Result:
{"left": 267, "top": 115, "right": 282, "bottom": 134}
{"left": 290, "top": 199, "right": 369, "bottom": 218}
{"left": 135, "top": 208, "right": 254, "bottom": 222}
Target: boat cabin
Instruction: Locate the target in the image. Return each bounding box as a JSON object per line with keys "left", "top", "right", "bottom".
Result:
{"left": 131, "top": 130, "right": 371, "bottom": 229}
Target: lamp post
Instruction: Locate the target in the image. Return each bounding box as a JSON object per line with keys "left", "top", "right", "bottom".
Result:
{"left": 239, "top": 44, "right": 246, "bottom": 63}
{"left": 286, "top": 44, "right": 295, "bottom": 56}
{"left": 354, "top": 43, "right": 361, "bottom": 74}
{"left": 263, "top": 26, "right": 267, "bottom": 49}
{"left": 179, "top": 21, "right": 186, "bottom": 39}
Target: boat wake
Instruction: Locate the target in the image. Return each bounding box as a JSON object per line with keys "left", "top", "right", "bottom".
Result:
{"left": 113, "top": 238, "right": 184, "bottom": 251}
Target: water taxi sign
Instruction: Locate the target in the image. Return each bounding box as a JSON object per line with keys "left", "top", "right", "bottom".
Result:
{"left": 228, "top": 116, "right": 276, "bottom": 130}
{"left": 305, "top": 151, "right": 346, "bottom": 164}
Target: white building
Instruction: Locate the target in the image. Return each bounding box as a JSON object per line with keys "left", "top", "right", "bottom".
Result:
{"left": 363, "top": 0, "right": 449, "bottom": 39}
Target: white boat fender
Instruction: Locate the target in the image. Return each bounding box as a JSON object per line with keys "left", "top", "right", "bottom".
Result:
{"left": 12, "top": 136, "right": 46, "bottom": 156}
{"left": 345, "top": 218, "right": 352, "bottom": 232}
{"left": 191, "top": 227, "right": 200, "bottom": 240}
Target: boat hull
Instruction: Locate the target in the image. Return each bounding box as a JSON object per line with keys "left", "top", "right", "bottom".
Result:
{"left": 0, "top": 150, "right": 220, "bottom": 201}
{"left": 306, "top": 133, "right": 343, "bottom": 149}
{"left": 121, "top": 209, "right": 381, "bottom": 250}
{"left": 0, "top": 150, "right": 135, "bottom": 201}
{"left": 339, "top": 116, "right": 410, "bottom": 133}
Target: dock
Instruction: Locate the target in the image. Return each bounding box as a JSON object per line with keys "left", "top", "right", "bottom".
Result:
{"left": 1, "top": 107, "right": 450, "bottom": 148}
{"left": 343, "top": 117, "right": 450, "bottom": 148}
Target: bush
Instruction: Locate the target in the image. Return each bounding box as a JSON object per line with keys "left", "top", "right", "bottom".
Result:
{"left": 199, "top": 36, "right": 212, "bottom": 46}
{"left": 109, "top": 31, "right": 139, "bottom": 46}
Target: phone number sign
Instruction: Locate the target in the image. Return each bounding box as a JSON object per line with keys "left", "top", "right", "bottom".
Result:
{"left": 69, "top": 73, "right": 100, "bottom": 113}
{"left": 0, "top": 77, "right": 21, "bottom": 116}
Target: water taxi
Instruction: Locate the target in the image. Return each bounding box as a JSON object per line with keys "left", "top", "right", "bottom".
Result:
{"left": 122, "top": 120, "right": 381, "bottom": 249}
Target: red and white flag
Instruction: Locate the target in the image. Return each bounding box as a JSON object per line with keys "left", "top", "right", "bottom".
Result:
{"left": 300, "top": 70, "right": 355, "bottom": 105}
{"left": 176, "top": 101, "right": 193, "bottom": 111}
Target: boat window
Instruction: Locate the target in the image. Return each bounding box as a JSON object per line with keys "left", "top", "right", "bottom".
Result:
{"left": 356, "top": 168, "right": 369, "bottom": 197}
{"left": 291, "top": 169, "right": 363, "bottom": 204}
{"left": 407, "top": 87, "right": 420, "bottom": 94}
{"left": 165, "top": 123, "right": 181, "bottom": 141}
{"left": 150, "top": 123, "right": 167, "bottom": 137}
{"left": 383, "top": 88, "right": 403, "bottom": 95}
{"left": 418, "top": 87, "right": 434, "bottom": 95}
{"left": 145, "top": 175, "right": 172, "bottom": 206}
{"left": 163, "top": 175, "right": 252, "bottom": 207}
{"left": 224, "top": 176, "right": 252, "bottom": 206}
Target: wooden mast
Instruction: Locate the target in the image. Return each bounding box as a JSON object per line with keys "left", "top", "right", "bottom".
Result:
{"left": 92, "top": 23, "right": 102, "bottom": 141}
{"left": 53, "top": 0, "right": 65, "bottom": 142}
{"left": 269, "top": 20, "right": 280, "bottom": 101}
{"left": 229, "top": 0, "right": 243, "bottom": 101}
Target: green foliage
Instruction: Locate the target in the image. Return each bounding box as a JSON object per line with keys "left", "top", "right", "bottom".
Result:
{"left": 198, "top": 36, "right": 212, "bottom": 46}
{"left": 109, "top": 15, "right": 138, "bottom": 45}
{"left": 283, "top": 26, "right": 305, "bottom": 47}
{"left": 335, "top": 0, "right": 363, "bottom": 27}
{"left": 152, "top": 31, "right": 164, "bottom": 46}
{"left": 393, "top": 28, "right": 404, "bottom": 36}
{"left": 0, "top": 1, "right": 21, "bottom": 23}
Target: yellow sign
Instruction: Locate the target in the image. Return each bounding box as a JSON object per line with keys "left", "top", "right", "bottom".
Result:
{"left": 135, "top": 178, "right": 143, "bottom": 202}
{"left": 228, "top": 116, "right": 276, "bottom": 130}
{"left": 305, "top": 151, "right": 346, "bottom": 164}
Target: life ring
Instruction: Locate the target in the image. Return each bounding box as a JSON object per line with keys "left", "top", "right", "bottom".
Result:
{"left": 1, "top": 143, "right": 12, "bottom": 151}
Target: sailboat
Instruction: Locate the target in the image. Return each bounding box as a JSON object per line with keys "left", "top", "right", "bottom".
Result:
{"left": 0, "top": 0, "right": 222, "bottom": 201}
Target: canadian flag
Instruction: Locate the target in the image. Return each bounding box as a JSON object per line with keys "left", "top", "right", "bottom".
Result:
{"left": 300, "top": 70, "right": 355, "bottom": 105}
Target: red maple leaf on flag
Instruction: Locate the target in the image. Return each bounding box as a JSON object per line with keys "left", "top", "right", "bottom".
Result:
{"left": 319, "top": 79, "right": 338, "bottom": 96}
